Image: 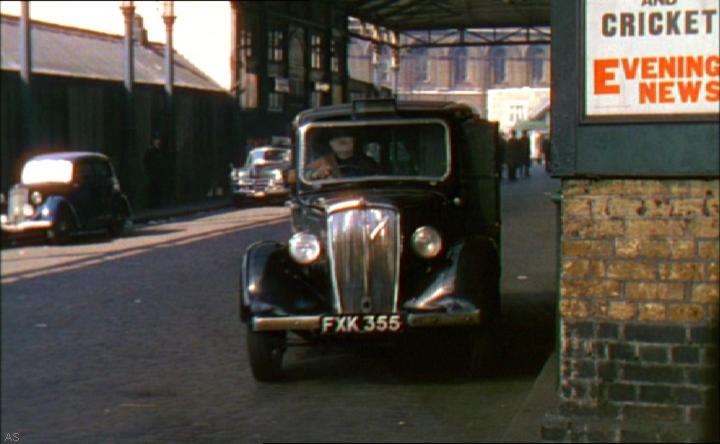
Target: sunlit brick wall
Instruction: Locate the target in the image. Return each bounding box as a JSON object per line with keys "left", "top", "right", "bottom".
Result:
{"left": 544, "top": 179, "right": 719, "bottom": 442}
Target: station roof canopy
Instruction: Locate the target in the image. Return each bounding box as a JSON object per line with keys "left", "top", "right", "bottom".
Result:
{"left": 334, "top": 0, "right": 551, "bottom": 31}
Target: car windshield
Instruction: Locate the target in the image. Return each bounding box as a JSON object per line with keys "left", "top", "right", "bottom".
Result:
{"left": 300, "top": 120, "right": 449, "bottom": 184}
{"left": 246, "top": 148, "right": 290, "bottom": 166}
{"left": 21, "top": 159, "right": 74, "bottom": 184}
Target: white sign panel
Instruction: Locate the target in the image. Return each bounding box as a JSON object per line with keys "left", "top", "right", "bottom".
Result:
{"left": 585, "top": 0, "right": 719, "bottom": 117}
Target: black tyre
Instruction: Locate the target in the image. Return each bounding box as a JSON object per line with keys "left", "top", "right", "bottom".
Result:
{"left": 246, "top": 324, "right": 286, "bottom": 382}
{"left": 233, "top": 195, "right": 244, "bottom": 208}
{"left": 47, "top": 207, "right": 75, "bottom": 245}
{"left": 108, "top": 200, "right": 130, "bottom": 238}
{"left": 466, "top": 324, "right": 502, "bottom": 376}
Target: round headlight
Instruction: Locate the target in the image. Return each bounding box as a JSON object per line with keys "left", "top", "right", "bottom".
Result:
{"left": 31, "top": 191, "right": 43, "bottom": 205}
{"left": 411, "top": 226, "right": 442, "bottom": 259}
{"left": 22, "top": 203, "right": 35, "bottom": 217}
{"left": 289, "top": 232, "right": 321, "bottom": 265}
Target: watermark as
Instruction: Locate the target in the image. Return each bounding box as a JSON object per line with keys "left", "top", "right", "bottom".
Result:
{"left": 3, "top": 433, "right": 20, "bottom": 442}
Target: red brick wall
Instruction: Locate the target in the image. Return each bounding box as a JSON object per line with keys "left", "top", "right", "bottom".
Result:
{"left": 545, "top": 178, "right": 719, "bottom": 442}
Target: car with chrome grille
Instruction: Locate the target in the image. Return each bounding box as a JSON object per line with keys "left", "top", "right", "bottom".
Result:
{"left": 240, "top": 99, "right": 501, "bottom": 381}
{"left": 229, "top": 146, "right": 292, "bottom": 206}
{"left": 1, "top": 151, "right": 131, "bottom": 245}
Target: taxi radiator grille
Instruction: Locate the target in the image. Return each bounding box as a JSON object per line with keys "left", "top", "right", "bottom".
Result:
{"left": 327, "top": 206, "right": 400, "bottom": 314}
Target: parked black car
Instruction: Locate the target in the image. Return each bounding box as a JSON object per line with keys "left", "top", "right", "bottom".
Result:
{"left": 1, "top": 151, "right": 131, "bottom": 244}
{"left": 240, "top": 99, "right": 501, "bottom": 381}
{"left": 229, "top": 146, "right": 292, "bottom": 207}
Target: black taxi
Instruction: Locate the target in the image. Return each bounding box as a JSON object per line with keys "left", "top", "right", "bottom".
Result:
{"left": 239, "top": 99, "right": 501, "bottom": 381}
{"left": 1, "top": 151, "right": 131, "bottom": 245}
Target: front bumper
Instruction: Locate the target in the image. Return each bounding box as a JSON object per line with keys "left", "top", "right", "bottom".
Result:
{"left": 1, "top": 219, "right": 52, "bottom": 233}
{"left": 251, "top": 310, "right": 482, "bottom": 332}
{"left": 232, "top": 184, "right": 289, "bottom": 198}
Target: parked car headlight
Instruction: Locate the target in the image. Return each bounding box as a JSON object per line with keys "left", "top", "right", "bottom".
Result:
{"left": 22, "top": 203, "right": 34, "bottom": 217}
{"left": 289, "top": 232, "right": 321, "bottom": 265}
{"left": 31, "top": 191, "right": 43, "bottom": 205}
{"left": 411, "top": 226, "right": 442, "bottom": 259}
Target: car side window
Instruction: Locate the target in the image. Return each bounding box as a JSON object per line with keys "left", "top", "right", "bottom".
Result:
{"left": 75, "top": 162, "right": 94, "bottom": 182}
{"left": 93, "top": 161, "right": 112, "bottom": 178}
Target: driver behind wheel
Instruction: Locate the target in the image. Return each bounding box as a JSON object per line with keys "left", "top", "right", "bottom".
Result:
{"left": 306, "top": 133, "right": 380, "bottom": 179}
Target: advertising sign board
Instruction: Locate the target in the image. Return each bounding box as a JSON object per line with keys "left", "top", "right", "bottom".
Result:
{"left": 584, "top": 0, "right": 719, "bottom": 120}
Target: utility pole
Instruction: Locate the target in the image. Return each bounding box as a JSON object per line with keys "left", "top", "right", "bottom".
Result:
{"left": 120, "top": 1, "right": 136, "bottom": 203}
{"left": 162, "top": 1, "right": 177, "bottom": 204}
{"left": 19, "top": 1, "right": 33, "bottom": 159}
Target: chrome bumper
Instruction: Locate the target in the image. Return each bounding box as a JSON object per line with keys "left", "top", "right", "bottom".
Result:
{"left": 1, "top": 220, "right": 52, "bottom": 233}
{"left": 252, "top": 310, "right": 482, "bottom": 332}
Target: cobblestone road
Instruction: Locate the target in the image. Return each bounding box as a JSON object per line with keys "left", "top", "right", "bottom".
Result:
{"left": 2, "top": 166, "right": 560, "bottom": 443}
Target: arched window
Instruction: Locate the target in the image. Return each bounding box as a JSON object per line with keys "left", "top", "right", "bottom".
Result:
{"left": 490, "top": 47, "right": 506, "bottom": 84}
{"left": 453, "top": 47, "right": 468, "bottom": 85}
{"left": 529, "top": 46, "right": 545, "bottom": 83}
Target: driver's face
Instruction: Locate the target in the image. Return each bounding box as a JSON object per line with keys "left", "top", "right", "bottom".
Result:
{"left": 329, "top": 136, "right": 354, "bottom": 160}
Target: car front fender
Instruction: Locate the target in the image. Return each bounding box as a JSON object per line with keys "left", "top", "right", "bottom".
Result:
{"left": 39, "top": 196, "right": 78, "bottom": 224}
{"left": 239, "top": 240, "right": 329, "bottom": 323}
{"left": 404, "top": 235, "right": 500, "bottom": 319}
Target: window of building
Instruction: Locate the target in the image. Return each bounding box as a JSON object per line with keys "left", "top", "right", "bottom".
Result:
{"left": 311, "top": 34, "right": 322, "bottom": 70}
{"left": 414, "top": 48, "right": 429, "bottom": 83}
{"left": 241, "top": 29, "right": 253, "bottom": 60}
{"left": 529, "top": 46, "right": 545, "bottom": 83}
{"left": 268, "top": 91, "right": 283, "bottom": 112}
{"left": 453, "top": 47, "right": 469, "bottom": 85}
{"left": 268, "top": 29, "right": 284, "bottom": 63}
{"left": 490, "top": 47, "right": 506, "bottom": 84}
{"left": 508, "top": 102, "right": 527, "bottom": 125}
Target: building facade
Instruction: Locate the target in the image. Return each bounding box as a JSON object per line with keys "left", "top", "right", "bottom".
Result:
{"left": 348, "top": 29, "right": 551, "bottom": 136}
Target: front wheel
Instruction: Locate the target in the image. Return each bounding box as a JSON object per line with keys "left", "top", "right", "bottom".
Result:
{"left": 246, "top": 324, "right": 286, "bottom": 381}
{"left": 47, "top": 207, "right": 75, "bottom": 245}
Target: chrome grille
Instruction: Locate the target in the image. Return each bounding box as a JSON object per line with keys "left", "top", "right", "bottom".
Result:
{"left": 327, "top": 205, "right": 400, "bottom": 314}
{"left": 7, "top": 186, "right": 29, "bottom": 224}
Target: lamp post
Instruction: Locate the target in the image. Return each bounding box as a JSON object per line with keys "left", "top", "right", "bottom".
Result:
{"left": 19, "top": 1, "right": 33, "bottom": 155}
{"left": 120, "top": 0, "right": 135, "bottom": 93}
{"left": 162, "top": 0, "right": 176, "bottom": 204}
{"left": 119, "top": 1, "right": 136, "bottom": 205}
{"left": 162, "top": 0, "right": 175, "bottom": 97}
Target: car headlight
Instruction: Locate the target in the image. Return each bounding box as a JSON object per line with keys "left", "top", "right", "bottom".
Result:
{"left": 22, "top": 203, "right": 34, "bottom": 217}
{"left": 31, "top": 191, "right": 43, "bottom": 205}
{"left": 411, "top": 226, "right": 442, "bottom": 259}
{"left": 289, "top": 232, "right": 321, "bottom": 265}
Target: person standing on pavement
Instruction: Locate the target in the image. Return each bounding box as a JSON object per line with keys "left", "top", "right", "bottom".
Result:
{"left": 506, "top": 130, "right": 519, "bottom": 181}
{"left": 519, "top": 129, "right": 531, "bottom": 178}
{"left": 144, "top": 132, "right": 164, "bottom": 208}
{"left": 541, "top": 133, "right": 552, "bottom": 173}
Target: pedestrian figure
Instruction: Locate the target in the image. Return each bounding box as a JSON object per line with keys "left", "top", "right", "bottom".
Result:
{"left": 520, "top": 129, "right": 531, "bottom": 177}
{"left": 144, "top": 132, "right": 164, "bottom": 208}
{"left": 495, "top": 127, "right": 506, "bottom": 180}
{"left": 541, "top": 133, "right": 552, "bottom": 173}
{"left": 506, "top": 130, "right": 520, "bottom": 181}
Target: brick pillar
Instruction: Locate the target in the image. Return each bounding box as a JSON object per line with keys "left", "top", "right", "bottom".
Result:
{"left": 543, "top": 178, "right": 719, "bottom": 442}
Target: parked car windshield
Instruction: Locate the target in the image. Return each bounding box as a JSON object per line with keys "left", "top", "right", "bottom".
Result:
{"left": 246, "top": 148, "right": 290, "bottom": 166}
{"left": 21, "top": 159, "right": 74, "bottom": 185}
{"left": 300, "top": 120, "right": 450, "bottom": 184}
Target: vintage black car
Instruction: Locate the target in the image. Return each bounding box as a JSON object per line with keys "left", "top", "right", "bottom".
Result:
{"left": 240, "top": 99, "right": 501, "bottom": 381}
{"left": 1, "top": 151, "right": 131, "bottom": 244}
{"left": 229, "top": 146, "right": 292, "bottom": 206}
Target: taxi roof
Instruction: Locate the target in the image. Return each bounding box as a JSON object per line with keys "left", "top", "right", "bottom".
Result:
{"left": 295, "top": 100, "right": 477, "bottom": 127}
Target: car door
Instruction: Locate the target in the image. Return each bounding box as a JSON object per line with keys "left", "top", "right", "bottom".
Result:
{"left": 458, "top": 120, "right": 501, "bottom": 245}
{"left": 91, "top": 160, "right": 115, "bottom": 224}
{"left": 70, "top": 160, "right": 99, "bottom": 228}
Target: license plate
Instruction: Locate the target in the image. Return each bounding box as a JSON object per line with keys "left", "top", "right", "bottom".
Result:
{"left": 320, "top": 314, "right": 403, "bottom": 334}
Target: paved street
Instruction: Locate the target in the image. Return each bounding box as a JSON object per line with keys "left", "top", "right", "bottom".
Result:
{"left": 2, "top": 165, "right": 560, "bottom": 443}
